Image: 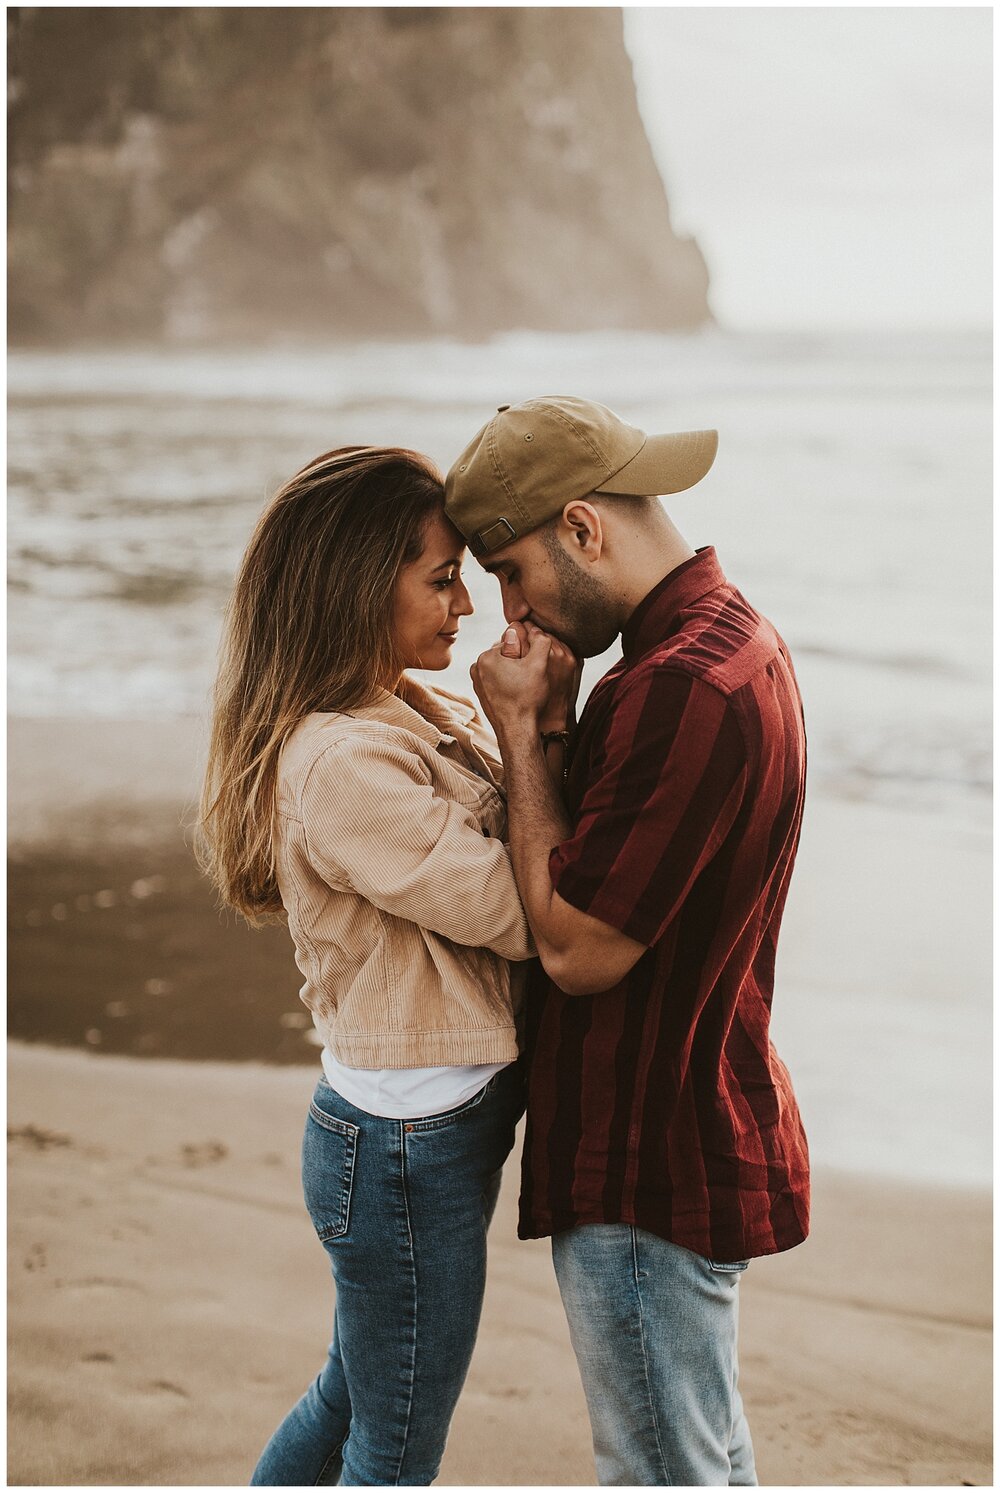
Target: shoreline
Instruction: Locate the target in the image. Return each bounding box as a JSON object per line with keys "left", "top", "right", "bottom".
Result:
{"left": 8, "top": 1040, "right": 992, "bottom": 1487}
{"left": 8, "top": 713, "right": 992, "bottom": 1189}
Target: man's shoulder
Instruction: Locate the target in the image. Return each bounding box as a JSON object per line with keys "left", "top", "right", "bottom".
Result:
{"left": 629, "top": 590, "right": 788, "bottom": 698}
{"left": 582, "top": 659, "right": 741, "bottom": 773}
{"left": 587, "top": 621, "right": 789, "bottom": 755}
{"left": 599, "top": 650, "right": 732, "bottom": 709}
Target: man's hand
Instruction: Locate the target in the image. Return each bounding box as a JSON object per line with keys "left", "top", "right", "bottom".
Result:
{"left": 470, "top": 623, "right": 552, "bottom": 742}
{"left": 537, "top": 628, "right": 582, "bottom": 733}
{"left": 473, "top": 622, "right": 647, "bottom": 997}
{"left": 471, "top": 622, "right": 580, "bottom": 739}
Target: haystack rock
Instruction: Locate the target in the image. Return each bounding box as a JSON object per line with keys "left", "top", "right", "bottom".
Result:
{"left": 8, "top": 7, "right": 711, "bottom": 342}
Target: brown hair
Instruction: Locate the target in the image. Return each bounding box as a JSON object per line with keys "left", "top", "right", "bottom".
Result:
{"left": 198, "top": 445, "right": 444, "bottom": 924}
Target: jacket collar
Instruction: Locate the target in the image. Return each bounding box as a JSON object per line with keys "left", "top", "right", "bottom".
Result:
{"left": 621, "top": 547, "right": 727, "bottom": 665}
{"left": 343, "top": 674, "right": 477, "bottom": 749}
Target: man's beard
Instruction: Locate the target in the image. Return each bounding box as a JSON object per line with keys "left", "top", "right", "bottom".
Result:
{"left": 543, "top": 540, "right": 619, "bottom": 658}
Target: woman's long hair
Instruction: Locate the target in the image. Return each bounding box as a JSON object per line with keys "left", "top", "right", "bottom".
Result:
{"left": 198, "top": 445, "right": 444, "bottom": 924}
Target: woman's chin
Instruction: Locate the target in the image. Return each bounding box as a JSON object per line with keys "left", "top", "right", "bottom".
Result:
{"left": 409, "top": 640, "right": 458, "bottom": 671}
{"left": 431, "top": 642, "right": 458, "bottom": 669}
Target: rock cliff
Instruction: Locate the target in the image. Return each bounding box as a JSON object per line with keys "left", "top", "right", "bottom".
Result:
{"left": 8, "top": 7, "right": 711, "bottom": 341}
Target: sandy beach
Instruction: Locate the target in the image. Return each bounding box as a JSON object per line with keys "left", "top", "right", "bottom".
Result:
{"left": 8, "top": 1041, "right": 992, "bottom": 1488}
{"left": 7, "top": 710, "right": 993, "bottom": 1487}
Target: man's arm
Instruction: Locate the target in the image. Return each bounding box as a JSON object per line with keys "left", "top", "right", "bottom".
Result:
{"left": 496, "top": 718, "right": 648, "bottom": 995}
{"left": 475, "top": 627, "right": 750, "bottom": 996}
{"left": 472, "top": 621, "right": 649, "bottom": 998}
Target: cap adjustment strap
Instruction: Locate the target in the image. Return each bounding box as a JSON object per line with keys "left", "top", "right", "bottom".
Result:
{"left": 472, "top": 517, "right": 517, "bottom": 556}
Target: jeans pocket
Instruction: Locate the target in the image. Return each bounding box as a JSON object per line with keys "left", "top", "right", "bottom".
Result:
{"left": 707, "top": 1257, "right": 750, "bottom": 1273}
{"left": 302, "top": 1100, "right": 359, "bottom": 1242}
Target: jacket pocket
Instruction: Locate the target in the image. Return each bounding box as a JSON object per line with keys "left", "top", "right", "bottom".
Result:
{"left": 302, "top": 1101, "right": 359, "bottom": 1242}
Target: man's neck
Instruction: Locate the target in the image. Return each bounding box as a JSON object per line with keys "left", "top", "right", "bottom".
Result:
{"left": 610, "top": 518, "right": 697, "bottom": 631}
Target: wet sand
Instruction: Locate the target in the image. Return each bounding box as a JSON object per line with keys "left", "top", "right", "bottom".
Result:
{"left": 7, "top": 717, "right": 315, "bottom": 1063}
{"left": 8, "top": 841, "right": 306, "bottom": 1063}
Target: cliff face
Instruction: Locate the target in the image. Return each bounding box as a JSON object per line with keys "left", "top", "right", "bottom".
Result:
{"left": 8, "top": 7, "right": 711, "bottom": 342}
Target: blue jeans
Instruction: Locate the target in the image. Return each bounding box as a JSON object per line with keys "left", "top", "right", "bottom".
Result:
{"left": 251, "top": 1063, "right": 523, "bottom": 1486}
{"left": 552, "top": 1224, "right": 757, "bottom": 1486}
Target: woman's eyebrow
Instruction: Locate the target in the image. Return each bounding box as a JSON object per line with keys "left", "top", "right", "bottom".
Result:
{"left": 430, "top": 556, "right": 463, "bottom": 572}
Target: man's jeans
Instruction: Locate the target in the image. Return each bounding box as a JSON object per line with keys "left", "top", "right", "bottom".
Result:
{"left": 552, "top": 1223, "right": 757, "bottom": 1486}
{"left": 250, "top": 1063, "right": 523, "bottom": 1487}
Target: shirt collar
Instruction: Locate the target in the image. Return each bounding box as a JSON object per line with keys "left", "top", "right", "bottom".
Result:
{"left": 621, "top": 547, "right": 727, "bottom": 665}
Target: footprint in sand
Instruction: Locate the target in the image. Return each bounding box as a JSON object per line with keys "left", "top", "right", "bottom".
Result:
{"left": 179, "top": 1141, "right": 229, "bottom": 1167}
{"left": 146, "top": 1380, "right": 190, "bottom": 1399}
{"left": 8, "top": 1124, "right": 72, "bottom": 1150}
{"left": 23, "top": 1243, "right": 47, "bottom": 1272}
{"left": 62, "top": 1276, "right": 149, "bottom": 1296}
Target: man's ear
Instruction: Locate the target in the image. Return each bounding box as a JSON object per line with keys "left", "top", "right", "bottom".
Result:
{"left": 561, "top": 500, "right": 603, "bottom": 558}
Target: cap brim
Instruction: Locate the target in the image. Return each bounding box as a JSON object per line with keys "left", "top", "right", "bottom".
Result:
{"left": 593, "top": 429, "right": 718, "bottom": 497}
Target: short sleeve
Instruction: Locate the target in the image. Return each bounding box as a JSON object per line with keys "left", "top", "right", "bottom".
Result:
{"left": 549, "top": 670, "right": 747, "bottom": 947}
{"left": 300, "top": 733, "right": 534, "bottom": 961}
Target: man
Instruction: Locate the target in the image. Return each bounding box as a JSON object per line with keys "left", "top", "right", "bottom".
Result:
{"left": 444, "top": 396, "right": 810, "bottom": 1487}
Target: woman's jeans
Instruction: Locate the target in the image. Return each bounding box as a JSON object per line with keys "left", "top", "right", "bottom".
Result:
{"left": 251, "top": 1063, "right": 524, "bottom": 1487}
{"left": 552, "top": 1223, "right": 757, "bottom": 1486}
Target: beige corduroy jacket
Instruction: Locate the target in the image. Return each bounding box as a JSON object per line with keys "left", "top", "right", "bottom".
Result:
{"left": 273, "top": 674, "right": 536, "bottom": 1069}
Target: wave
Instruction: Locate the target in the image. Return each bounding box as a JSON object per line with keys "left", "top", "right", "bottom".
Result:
{"left": 8, "top": 328, "right": 990, "bottom": 406}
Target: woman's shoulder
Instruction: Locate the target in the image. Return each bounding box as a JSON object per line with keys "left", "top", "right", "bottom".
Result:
{"left": 282, "top": 709, "right": 387, "bottom": 761}
{"left": 279, "top": 711, "right": 424, "bottom": 802}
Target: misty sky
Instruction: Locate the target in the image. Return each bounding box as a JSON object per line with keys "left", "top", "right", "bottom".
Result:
{"left": 624, "top": 7, "right": 991, "bottom": 331}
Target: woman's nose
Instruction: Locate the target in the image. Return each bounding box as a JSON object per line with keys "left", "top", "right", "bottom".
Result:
{"left": 453, "top": 580, "right": 474, "bottom": 617}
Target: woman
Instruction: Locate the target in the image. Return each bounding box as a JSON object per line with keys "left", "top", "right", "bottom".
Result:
{"left": 199, "top": 446, "right": 575, "bottom": 1486}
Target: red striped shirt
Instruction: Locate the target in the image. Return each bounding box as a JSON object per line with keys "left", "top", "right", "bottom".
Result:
{"left": 518, "top": 548, "right": 810, "bottom": 1260}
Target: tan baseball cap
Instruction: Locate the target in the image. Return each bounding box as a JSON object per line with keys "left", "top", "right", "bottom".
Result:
{"left": 444, "top": 395, "right": 718, "bottom": 557}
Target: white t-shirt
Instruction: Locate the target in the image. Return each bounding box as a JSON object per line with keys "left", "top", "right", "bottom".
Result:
{"left": 321, "top": 1045, "right": 510, "bottom": 1120}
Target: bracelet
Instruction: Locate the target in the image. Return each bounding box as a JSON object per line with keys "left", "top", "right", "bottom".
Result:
{"left": 540, "top": 729, "right": 571, "bottom": 751}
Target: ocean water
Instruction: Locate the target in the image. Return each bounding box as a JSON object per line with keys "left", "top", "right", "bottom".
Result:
{"left": 9, "top": 329, "right": 990, "bottom": 825}
{"left": 8, "top": 330, "right": 992, "bottom": 1186}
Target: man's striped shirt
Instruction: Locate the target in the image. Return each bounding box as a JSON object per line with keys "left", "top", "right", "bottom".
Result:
{"left": 519, "top": 547, "right": 810, "bottom": 1261}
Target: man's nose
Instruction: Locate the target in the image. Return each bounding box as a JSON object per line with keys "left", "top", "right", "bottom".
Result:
{"left": 502, "top": 586, "right": 530, "bottom": 625}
